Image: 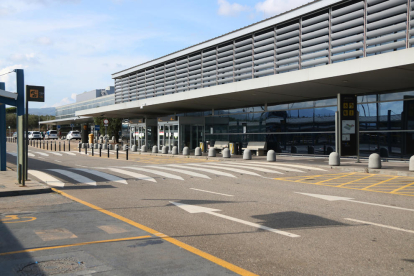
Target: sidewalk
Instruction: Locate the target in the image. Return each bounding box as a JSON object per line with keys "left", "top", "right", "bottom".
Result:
{"left": 0, "top": 166, "right": 51, "bottom": 197}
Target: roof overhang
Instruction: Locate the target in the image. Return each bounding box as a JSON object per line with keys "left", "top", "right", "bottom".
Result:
{"left": 0, "top": 89, "right": 18, "bottom": 100}
{"left": 79, "top": 48, "right": 414, "bottom": 118}
{"left": 112, "top": 0, "right": 341, "bottom": 78}
{"left": 39, "top": 116, "right": 92, "bottom": 126}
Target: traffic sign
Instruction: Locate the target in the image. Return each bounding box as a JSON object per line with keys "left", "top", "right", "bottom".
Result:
{"left": 104, "top": 119, "right": 109, "bottom": 126}
{"left": 70, "top": 124, "right": 74, "bottom": 127}
{"left": 57, "top": 125, "right": 61, "bottom": 130}
{"left": 95, "top": 125, "right": 100, "bottom": 131}
{"left": 26, "top": 85, "right": 45, "bottom": 102}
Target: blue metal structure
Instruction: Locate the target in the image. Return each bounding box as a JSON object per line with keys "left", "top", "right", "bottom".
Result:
{"left": 0, "top": 69, "right": 25, "bottom": 179}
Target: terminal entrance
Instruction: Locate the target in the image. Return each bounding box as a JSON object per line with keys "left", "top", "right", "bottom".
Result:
{"left": 130, "top": 119, "right": 157, "bottom": 149}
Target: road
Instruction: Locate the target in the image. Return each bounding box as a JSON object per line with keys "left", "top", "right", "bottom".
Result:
{"left": 2, "top": 142, "right": 414, "bottom": 275}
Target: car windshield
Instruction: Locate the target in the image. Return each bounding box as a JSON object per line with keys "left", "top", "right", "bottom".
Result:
{"left": 72, "top": 131, "right": 80, "bottom": 134}
{"left": 49, "top": 131, "right": 57, "bottom": 134}
{"left": 33, "top": 132, "right": 41, "bottom": 134}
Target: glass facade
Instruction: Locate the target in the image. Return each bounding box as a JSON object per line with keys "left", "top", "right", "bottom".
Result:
{"left": 56, "top": 95, "right": 114, "bottom": 120}
{"left": 171, "top": 90, "right": 414, "bottom": 158}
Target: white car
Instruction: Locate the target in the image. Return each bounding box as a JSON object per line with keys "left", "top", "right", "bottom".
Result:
{"left": 45, "top": 130, "right": 58, "bottom": 140}
{"left": 66, "top": 131, "right": 81, "bottom": 140}
{"left": 28, "top": 131, "right": 42, "bottom": 140}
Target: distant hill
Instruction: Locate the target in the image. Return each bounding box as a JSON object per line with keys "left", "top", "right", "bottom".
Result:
{"left": 28, "top": 108, "right": 56, "bottom": 116}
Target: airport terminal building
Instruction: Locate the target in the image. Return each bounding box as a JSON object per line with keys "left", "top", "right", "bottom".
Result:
{"left": 77, "top": 0, "right": 414, "bottom": 158}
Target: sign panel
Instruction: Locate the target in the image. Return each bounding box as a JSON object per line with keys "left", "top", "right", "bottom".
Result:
{"left": 70, "top": 124, "right": 74, "bottom": 127}
{"left": 340, "top": 94, "right": 358, "bottom": 156}
{"left": 103, "top": 119, "right": 109, "bottom": 126}
{"left": 57, "top": 125, "right": 61, "bottom": 130}
{"left": 95, "top": 125, "right": 100, "bottom": 131}
{"left": 158, "top": 116, "right": 177, "bottom": 122}
{"left": 26, "top": 85, "right": 45, "bottom": 102}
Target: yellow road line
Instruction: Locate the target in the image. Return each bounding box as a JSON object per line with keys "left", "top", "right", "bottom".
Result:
{"left": 362, "top": 176, "right": 399, "bottom": 190}
{"left": 0, "top": 235, "right": 151, "bottom": 256}
{"left": 390, "top": 180, "right": 414, "bottom": 194}
{"left": 51, "top": 188, "right": 257, "bottom": 276}
{"left": 336, "top": 174, "right": 376, "bottom": 187}
{"left": 314, "top": 173, "right": 356, "bottom": 184}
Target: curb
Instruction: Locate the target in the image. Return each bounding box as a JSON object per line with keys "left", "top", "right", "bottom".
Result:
{"left": 0, "top": 187, "right": 52, "bottom": 197}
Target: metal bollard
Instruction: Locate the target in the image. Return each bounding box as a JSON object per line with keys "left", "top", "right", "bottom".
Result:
{"left": 59, "top": 142, "right": 61, "bottom": 151}
{"left": 47, "top": 141, "right": 49, "bottom": 150}
{"left": 79, "top": 143, "right": 81, "bottom": 152}
{"left": 99, "top": 146, "right": 101, "bottom": 157}
{"left": 116, "top": 146, "right": 119, "bottom": 159}
{"left": 85, "top": 146, "right": 87, "bottom": 155}
{"left": 126, "top": 148, "right": 128, "bottom": 160}
{"left": 63, "top": 141, "right": 65, "bottom": 151}
{"left": 107, "top": 147, "right": 109, "bottom": 158}
{"left": 55, "top": 141, "right": 56, "bottom": 151}
{"left": 92, "top": 146, "right": 94, "bottom": 156}
{"left": 43, "top": 141, "right": 45, "bottom": 149}
{"left": 69, "top": 141, "right": 70, "bottom": 151}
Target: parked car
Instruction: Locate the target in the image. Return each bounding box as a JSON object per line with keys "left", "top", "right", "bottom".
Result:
{"left": 45, "top": 130, "right": 58, "bottom": 140}
{"left": 28, "top": 131, "right": 42, "bottom": 140}
{"left": 66, "top": 130, "right": 81, "bottom": 140}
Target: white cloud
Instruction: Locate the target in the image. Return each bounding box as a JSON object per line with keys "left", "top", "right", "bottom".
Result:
{"left": 8, "top": 53, "right": 39, "bottom": 64}
{"left": 217, "top": 0, "right": 248, "bottom": 17}
{"left": 0, "top": 64, "right": 27, "bottom": 92}
{"left": 52, "top": 97, "right": 73, "bottom": 107}
{"left": 70, "top": 93, "right": 77, "bottom": 100}
{"left": 255, "top": 0, "right": 310, "bottom": 18}
{"left": 35, "top": 36, "right": 53, "bottom": 45}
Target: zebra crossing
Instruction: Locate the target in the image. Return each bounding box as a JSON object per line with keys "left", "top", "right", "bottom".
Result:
{"left": 28, "top": 162, "right": 326, "bottom": 187}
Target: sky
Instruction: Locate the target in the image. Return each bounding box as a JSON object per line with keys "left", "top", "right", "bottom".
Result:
{"left": 0, "top": 0, "right": 311, "bottom": 108}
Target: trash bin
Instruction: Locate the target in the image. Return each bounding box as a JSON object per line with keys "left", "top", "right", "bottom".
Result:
{"left": 88, "top": 133, "right": 94, "bottom": 144}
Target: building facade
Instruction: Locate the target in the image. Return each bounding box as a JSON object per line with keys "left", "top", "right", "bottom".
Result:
{"left": 77, "top": 0, "right": 414, "bottom": 158}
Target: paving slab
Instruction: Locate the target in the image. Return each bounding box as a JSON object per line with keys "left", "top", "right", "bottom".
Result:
{"left": 0, "top": 169, "right": 51, "bottom": 197}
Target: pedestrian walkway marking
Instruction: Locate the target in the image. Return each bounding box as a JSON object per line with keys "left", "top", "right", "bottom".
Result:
{"left": 35, "top": 151, "right": 49, "bottom": 156}
{"left": 108, "top": 168, "right": 156, "bottom": 183}
{"left": 275, "top": 173, "right": 414, "bottom": 196}
{"left": 250, "top": 161, "right": 326, "bottom": 171}
{"left": 0, "top": 214, "right": 37, "bottom": 224}
{"left": 49, "top": 152, "right": 63, "bottom": 156}
{"left": 51, "top": 188, "right": 258, "bottom": 276}
{"left": 62, "top": 152, "right": 76, "bottom": 156}
{"left": 28, "top": 153, "right": 35, "bottom": 157}
{"left": 29, "top": 170, "right": 65, "bottom": 187}
{"left": 345, "top": 218, "right": 414, "bottom": 234}
{"left": 0, "top": 235, "right": 152, "bottom": 256}
{"left": 73, "top": 168, "right": 128, "bottom": 185}
{"left": 188, "top": 163, "right": 261, "bottom": 176}
{"left": 123, "top": 167, "right": 184, "bottom": 181}
{"left": 146, "top": 165, "right": 211, "bottom": 179}
{"left": 207, "top": 162, "right": 284, "bottom": 174}
{"left": 166, "top": 164, "right": 236, "bottom": 178}
{"left": 48, "top": 169, "right": 97, "bottom": 186}
{"left": 190, "top": 188, "right": 234, "bottom": 197}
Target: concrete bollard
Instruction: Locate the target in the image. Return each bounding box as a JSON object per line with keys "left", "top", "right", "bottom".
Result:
{"left": 141, "top": 145, "right": 147, "bottom": 152}
{"left": 132, "top": 145, "right": 137, "bottom": 152}
{"left": 172, "top": 146, "right": 178, "bottom": 155}
{"left": 123, "top": 144, "right": 128, "bottom": 151}
{"left": 102, "top": 143, "right": 108, "bottom": 150}
{"left": 112, "top": 136, "right": 115, "bottom": 142}
{"left": 81, "top": 143, "right": 86, "bottom": 149}
{"left": 115, "top": 144, "right": 119, "bottom": 150}
{"left": 89, "top": 143, "right": 94, "bottom": 148}
{"left": 94, "top": 143, "right": 98, "bottom": 149}
{"left": 409, "top": 156, "right": 414, "bottom": 172}
{"left": 208, "top": 148, "right": 216, "bottom": 157}
{"left": 195, "top": 147, "right": 202, "bottom": 156}
{"left": 368, "top": 153, "right": 381, "bottom": 169}
{"left": 162, "top": 146, "right": 168, "bottom": 154}
{"left": 243, "top": 149, "right": 252, "bottom": 160}
{"left": 267, "top": 150, "right": 276, "bottom": 162}
{"left": 108, "top": 144, "right": 113, "bottom": 150}
{"left": 222, "top": 148, "right": 231, "bottom": 158}
{"left": 329, "top": 152, "right": 340, "bottom": 166}
{"left": 152, "top": 146, "right": 158, "bottom": 153}
{"left": 183, "top": 147, "right": 189, "bottom": 156}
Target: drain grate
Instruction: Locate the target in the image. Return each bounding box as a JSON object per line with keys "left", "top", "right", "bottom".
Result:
{"left": 17, "top": 257, "right": 85, "bottom": 275}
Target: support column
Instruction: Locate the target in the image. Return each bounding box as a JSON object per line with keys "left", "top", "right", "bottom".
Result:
{"left": 15, "top": 69, "right": 25, "bottom": 183}
{"left": 0, "top": 82, "right": 5, "bottom": 171}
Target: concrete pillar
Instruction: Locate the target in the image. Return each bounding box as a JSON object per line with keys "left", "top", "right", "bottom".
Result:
{"left": 409, "top": 156, "right": 414, "bottom": 172}
{"left": 368, "top": 153, "right": 381, "bottom": 169}
{"left": 208, "top": 148, "right": 216, "bottom": 157}
{"left": 141, "top": 145, "right": 147, "bottom": 152}
{"left": 195, "top": 147, "right": 202, "bottom": 156}
{"left": 243, "top": 149, "right": 252, "bottom": 160}
{"left": 183, "top": 147, "right": 189, "bottom": 156}
{"left": 132, "top": 145, "right": 137, "bottom": 152}
{"left": 162, "top": 146, "right": 168, "bottom": 154}
{"left": 172, "top": 146, "right": 178, "bottom": 155}
{"left": 267, "top": 150, "right": 276, "bottom": 162}
{"left": 152, "top": 146, "right": 158, "bottom": 153}
{"left": 222, "top": 148, "right": 231, "bottom": 158}
{"left": 329, "top": 152, "right": 340, "bottom": 166}
{"left": 123, "top": 144, "right": 128, "bottom": 151}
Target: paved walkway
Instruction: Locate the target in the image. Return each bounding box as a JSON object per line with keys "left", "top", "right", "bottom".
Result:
{"left": 0, "top": 169, "right": 51, "bottom": 197}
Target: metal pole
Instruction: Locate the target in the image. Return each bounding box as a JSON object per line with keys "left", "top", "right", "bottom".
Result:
{"left": 55, "top": 141, "right": 56, "bottom": 151}
{"left": 126, "top": 147, "right": 128, "bottom": 160}
{"left": 47, "top": 140, "right": 48, "bottom": 150}
{"left": 63, "top": 141, "right": 65, "bottom": 151}
{"left": 356, "top": 111, "right": 360, "bottom": 163}
{"left": 92, "top": 146, "right": 94, "bottom": 156}
{"left": 107, "top": 147, "right": 109, "bottom": 158}
{"left": 69, "top": 140, "right": 70, "bottom": 151}
{"left": 99, "top": 146, "right": 101, "bottom": 157}
{"left": 116, "top": 147, "right": 118, "bottom": 159}
{"left": 85, "top": 145, "right": 87, "bottom": 155}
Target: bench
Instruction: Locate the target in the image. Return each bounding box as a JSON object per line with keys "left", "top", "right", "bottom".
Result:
{"left": 212, "top": 141, "right": 229, "bottom": 153}
{"left": 242, "top": 142, "right": 267, "bottom": 156}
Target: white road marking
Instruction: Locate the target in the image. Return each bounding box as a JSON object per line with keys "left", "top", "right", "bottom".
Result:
{"left": 48, "top": 169, "right": 97, "bottom": 186}
{"left": 190, "top": 188, "right": 234, "bottom": 197}
{"left": 108, "top": 168, "right": 156, "bottom": 183}
{"left": 187, "top": 163, "right": 261, "bottom": 177}
{"left": 207, "top": 163, "right": 284, "bottom": 174}
{"left": 345, "top": 218, "right": 414, "bottom": 234}
{"left": 297, "top": 192, "right": 414, "bottom": 212}
{"left": 245, "top": 163, "right": 304, "bottom": 173}
{"left": 73, "top": 168, "right": 128, "bottom": 184}
{"left": 35, "top": 152, "right": 49, "bottom": 157}
{"left": 62, "top": 152, "right": 76, "bottom": 156}
{"left": 28, "top": 170, "right": 65, "bottom": 187}
{"left": 166, "top": 164, "right": 236, "bottom": 178}
{"left": 171, "top": 201, "right": 299, "bottom": 238}
{"left": 122, "top": 167, "right": 184, "bottom": 181}
{"left": 28, "top": 153, "right": 35, "bottom": 157}
{"left": 146, "top": 166, "right": 210, "bottom": 179}
{"left": 250, "top": 161, "right": 326, "bottom": 171}
{"left": 54, "top": 160, "right": 62, "bottom": 163}
{"left": 49, "top": 152, "right": 63, "bottom": 156}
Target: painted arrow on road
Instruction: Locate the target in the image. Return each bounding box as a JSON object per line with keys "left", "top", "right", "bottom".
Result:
{"left": 296, "top": 192, "right": 414, "bottom": 212}
{"left": 170, "top": 201, "right": 300, "bottom": 238}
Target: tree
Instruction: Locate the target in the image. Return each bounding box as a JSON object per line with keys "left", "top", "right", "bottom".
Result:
{"left": 93, "top": 117, "right": 122, "bottom": 143}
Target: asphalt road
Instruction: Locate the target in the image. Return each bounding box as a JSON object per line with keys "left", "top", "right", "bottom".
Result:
{"left": 3, "top": 142, "right": 414, "bottom": 275}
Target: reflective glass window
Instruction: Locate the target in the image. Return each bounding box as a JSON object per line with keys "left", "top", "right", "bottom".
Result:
{"left": 379, "top": 91, "right": 414, "bottom": 101}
